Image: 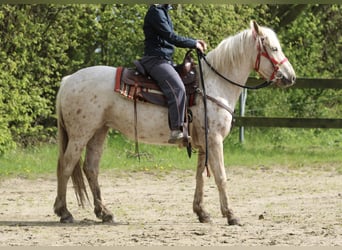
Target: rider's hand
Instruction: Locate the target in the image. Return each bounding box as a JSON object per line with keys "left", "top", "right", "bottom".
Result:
{"left": 196, "top": 40, "right": 207, "bottom": 53}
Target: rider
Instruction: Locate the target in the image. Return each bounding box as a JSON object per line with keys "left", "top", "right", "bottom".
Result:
{"left": 139, "top": 4, "right": 207, "bottom": 144}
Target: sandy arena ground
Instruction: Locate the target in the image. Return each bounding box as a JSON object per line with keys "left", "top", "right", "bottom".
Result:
{"left": 0, "top": 165, "right": 341, "bottom": 246}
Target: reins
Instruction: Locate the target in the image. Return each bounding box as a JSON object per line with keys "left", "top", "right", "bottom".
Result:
{"left": 195, "top": 47, "right": 273, "bottom": 178}
{"left": 196, "top": 49, "right": 210, "bottom": 177}
{"left": 197, "top": 50, "right": 273, "bottom": 90}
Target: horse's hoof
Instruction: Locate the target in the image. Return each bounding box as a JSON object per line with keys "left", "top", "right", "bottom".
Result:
{"left": 102, "top": 214, "right": 114, "bottom": 223}
{"left": 228, "top": 217, "right": 242, "bottom": 226}
{"left": 198, "top": 214, "right": 212, "bottom": 223}
{"left": 60, "top": 214, "right": 74, "bottom": 223}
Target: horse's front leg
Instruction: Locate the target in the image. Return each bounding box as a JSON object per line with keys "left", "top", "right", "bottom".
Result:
{"left": 83, "top": 126, "right": 114, "bottom": 223}
{"left": 193, "top": 149, "right": 212, "bottom": 223}
{"left": 208, "top": 136, "right": 241, "bottom": 226}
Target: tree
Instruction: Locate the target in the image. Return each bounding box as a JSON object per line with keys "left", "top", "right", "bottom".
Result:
{"left": 0, "top": 4, "right": 340, "bottom": 154}
{"left": 0, "top": 5, "right": 99, "bottom": 152}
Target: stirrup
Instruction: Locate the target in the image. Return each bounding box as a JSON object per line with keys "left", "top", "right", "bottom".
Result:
{"left": 168, "top": 130, "right": 187, "bottom": 144}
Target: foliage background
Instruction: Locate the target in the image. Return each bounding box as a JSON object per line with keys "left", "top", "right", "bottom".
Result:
{"left": 0, "top": 4, "right": 341, "bottom": 154}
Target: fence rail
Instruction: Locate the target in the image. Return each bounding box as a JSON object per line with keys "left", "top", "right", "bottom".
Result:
{"left": 246, "top": 77, "right": 342, "bottom": 89}
{"left": 236, "top": 77, "right": 342, "bottom": 142}
{"left": 235, "top": 117, "right": 342, "bottom": 129}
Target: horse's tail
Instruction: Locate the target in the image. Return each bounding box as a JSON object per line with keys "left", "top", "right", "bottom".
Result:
{"left": 56, "top": 76, "right": 89, "bottom": 207}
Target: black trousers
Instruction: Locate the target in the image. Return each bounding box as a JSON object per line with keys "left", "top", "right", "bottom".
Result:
{"left": 140, "top": 56, "right": 186, "bottom": 131}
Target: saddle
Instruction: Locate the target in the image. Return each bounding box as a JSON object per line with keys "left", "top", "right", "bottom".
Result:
{"left": 114, "top": 50, "right": 198, "bottom": 158}
{"left": 114, "top": 50, "right": 199, "bottom": 107}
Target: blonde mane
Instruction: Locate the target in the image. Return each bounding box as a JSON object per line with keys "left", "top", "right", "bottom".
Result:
{"left": 206, "top": 29, "right": 254, "bottom": 74}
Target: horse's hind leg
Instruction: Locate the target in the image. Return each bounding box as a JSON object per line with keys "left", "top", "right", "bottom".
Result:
{"left": 83, "top": 126, "right": 114, "bottom": 223}
{"left": 193, "top": 150, "right": 212, "bottom": 223}
{"left": 54, "top": 139, "right": 87, "bottom": 223}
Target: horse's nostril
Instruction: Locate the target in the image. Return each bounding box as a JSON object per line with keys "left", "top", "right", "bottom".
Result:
{"left": 284, "top": 75, "right": 296, "bottom": 84}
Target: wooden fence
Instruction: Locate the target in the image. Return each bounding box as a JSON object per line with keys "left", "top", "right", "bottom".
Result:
{"left": 235, "top": 78, "right": 342, "bottom": 142}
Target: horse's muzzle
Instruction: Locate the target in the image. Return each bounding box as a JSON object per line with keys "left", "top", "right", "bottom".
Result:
{"left": 272, "top": 57, "right": 296, "bottom": 88}
{"left": 275, "top": 72, "right": 296, "bottom": 88}
{"left": 283, "top": 75, "right": 296, "bottom": 85}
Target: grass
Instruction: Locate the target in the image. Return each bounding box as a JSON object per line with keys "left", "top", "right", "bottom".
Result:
{"left": 0, "top": 128, "right": 341, "bottom": 179}
{"left": 0, "top": 143, "right": 58, "bottom": 178}
{"left": 225, "top": 128, "right": 342, "bottom": 171}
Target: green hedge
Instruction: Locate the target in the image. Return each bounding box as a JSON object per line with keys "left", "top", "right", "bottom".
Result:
{"left": 0, "top": 4, "right": 341, "bottom": 154}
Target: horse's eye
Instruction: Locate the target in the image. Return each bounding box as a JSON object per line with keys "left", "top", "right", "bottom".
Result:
{"left": 271, "top": 46, "right": 278, "bottom": 52}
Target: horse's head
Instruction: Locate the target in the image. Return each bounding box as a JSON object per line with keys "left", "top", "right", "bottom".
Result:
{"left": 251, "top": 20, "right": 296, "bottom": 88}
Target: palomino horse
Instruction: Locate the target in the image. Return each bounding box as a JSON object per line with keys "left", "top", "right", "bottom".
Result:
{"left": 54, "top": 21, "right": 295, "bottom": 225}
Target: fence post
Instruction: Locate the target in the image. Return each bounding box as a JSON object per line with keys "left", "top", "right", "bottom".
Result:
{"left": 239, "top": 89, "right": 247, "bottom": 143}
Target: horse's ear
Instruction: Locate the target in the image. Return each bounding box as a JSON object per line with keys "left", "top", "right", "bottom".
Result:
{"left": 251, "top": 20, "right": 263, "bottom": 36}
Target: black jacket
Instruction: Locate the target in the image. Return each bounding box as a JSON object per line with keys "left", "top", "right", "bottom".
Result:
{"left": 143, "top": 4, "right": 197, "bottom": 61}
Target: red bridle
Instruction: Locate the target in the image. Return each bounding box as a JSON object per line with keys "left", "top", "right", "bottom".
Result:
{"left": 253, "top": 33, "right": 288, "bottom": 81}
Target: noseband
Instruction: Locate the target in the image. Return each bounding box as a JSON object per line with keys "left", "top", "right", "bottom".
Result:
{"left": 253, "top": 32, "right": 288, "bottom": 81}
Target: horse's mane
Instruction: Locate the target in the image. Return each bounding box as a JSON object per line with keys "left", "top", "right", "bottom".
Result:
{"left": 206, "top": 29, "right": 254, "bottom": 73}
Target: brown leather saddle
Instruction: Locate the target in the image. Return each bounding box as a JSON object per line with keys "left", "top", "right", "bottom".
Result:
{"left": 114, "top": 50, "right": 199, "bottom": 108}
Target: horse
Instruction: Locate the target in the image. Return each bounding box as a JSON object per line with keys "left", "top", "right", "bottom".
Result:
{"left": 53, "top": 20, "right": 296, "bottom": 225}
